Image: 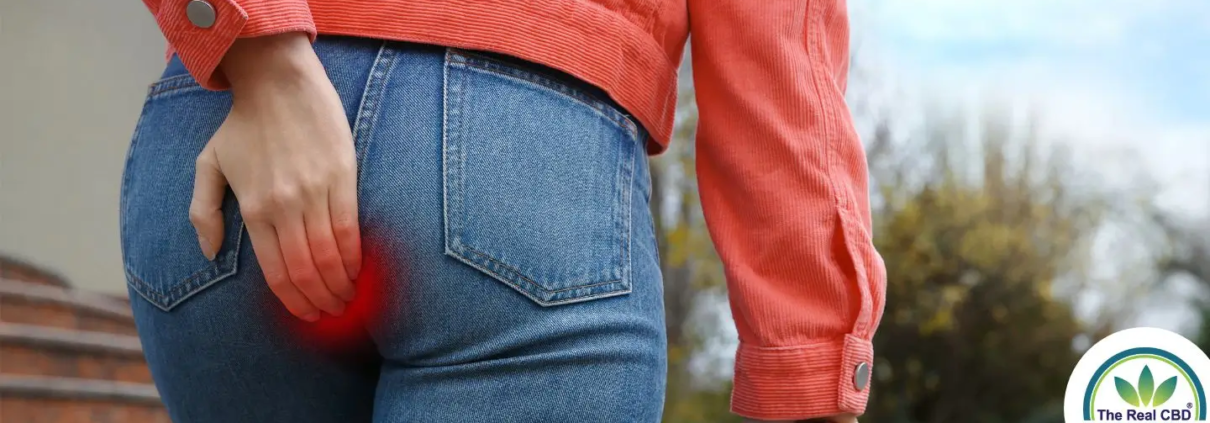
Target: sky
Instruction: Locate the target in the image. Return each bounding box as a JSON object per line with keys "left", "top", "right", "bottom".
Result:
{"left": 865, "top": 0, "right": 1210, "bottom": 333}
{"left": 851, "top": 0, "right": 1210, "bottom": 216}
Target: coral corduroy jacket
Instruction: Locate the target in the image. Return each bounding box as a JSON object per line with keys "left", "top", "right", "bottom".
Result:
{"left": 140, "top": 0, "right": 886, "bottom": 419}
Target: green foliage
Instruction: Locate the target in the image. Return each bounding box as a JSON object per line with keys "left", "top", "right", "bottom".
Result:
{"left": 663, "top": 377, "right": 743, "bottom": 423}
{"left": 655, "top": 57, "right": 1127, "bottom": 421}
{"left": 863, "top": 112, "right": 1101, "bottom": 423}
{"left": 657, "top": 72, "right": 735, "bottom": 422}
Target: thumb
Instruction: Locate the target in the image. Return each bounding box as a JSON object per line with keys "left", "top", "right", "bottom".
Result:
{"left": 189, "top": 145, "right": 228, "bottom": 261}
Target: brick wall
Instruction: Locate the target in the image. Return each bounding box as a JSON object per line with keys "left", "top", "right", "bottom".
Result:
{"left": 0, "top": 256, "right": 168, "bottom": 423}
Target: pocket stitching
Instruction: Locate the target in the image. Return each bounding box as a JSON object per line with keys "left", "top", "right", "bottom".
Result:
{"left": 145, "top": 74, "right": 204, "bottom": 100}
{"left": 124, "top": 221, "right": 244, "bottom": 311}
{"left": 446, "top": 50, "right": 640, "bottom": 141}
{"left": 443, "top": 246, "right": 632, "bottom": 306}
{"left": 122, "top": 71, "right": 242, "bottom": 312}
{"left": 441, "top": 52, "right": 637, "bottom": 305}
{"left": 464, "top": 247, "right": 621, "bottom": 293}
{"left": 452, "top": 54, "right": 638, "bottom": 287}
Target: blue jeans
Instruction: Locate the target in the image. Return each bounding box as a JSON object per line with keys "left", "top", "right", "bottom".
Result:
{"left": 120, "top": 37, "right": 666, "bottom": 422}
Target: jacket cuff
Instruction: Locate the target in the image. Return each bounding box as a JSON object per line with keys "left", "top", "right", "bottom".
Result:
{"left": 154, "top": 0, "right": 316, "bottom": 90}
{"left": 731, "top": 335, "right": 874, "bottom": 420}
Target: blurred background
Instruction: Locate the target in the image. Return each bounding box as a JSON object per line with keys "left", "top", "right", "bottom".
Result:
{"left": 2, "top": 0, "right": 1208, "bottom": 422}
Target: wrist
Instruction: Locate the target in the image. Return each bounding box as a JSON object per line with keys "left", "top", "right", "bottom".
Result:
{"left": 220, "top": 32, "right": 324, "bottom": 94}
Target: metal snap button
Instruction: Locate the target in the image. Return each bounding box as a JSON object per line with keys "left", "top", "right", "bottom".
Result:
{"left": 854, "top": 362, "right": 871, "bottom": 391}
{"left": 186, "top": 0, "right": 216, "bottom": 29}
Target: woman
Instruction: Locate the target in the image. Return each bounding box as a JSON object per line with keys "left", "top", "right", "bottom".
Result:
{"left": 120, "top": 0, "right": 885, "bottom": 421}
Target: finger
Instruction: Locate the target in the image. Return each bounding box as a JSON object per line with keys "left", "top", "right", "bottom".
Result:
{"left": 304, "top": 196, "right": 355, "bottom": 301}
{"left": 277, "top": 213, "right": 346, "bottom": 317}
{"left": 189, "top": 146, "right": 227, "bottom": 260}
{"left": 245, "top": 220, "right": 321, "bottom": 321}
{"left": 329, "top": 170, "right": 361, "bottom": 280}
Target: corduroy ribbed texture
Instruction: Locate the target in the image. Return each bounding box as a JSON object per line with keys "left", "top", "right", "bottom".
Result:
{"left": 309, "top": 0, "right": 680, "bottom": 151}
{"left": 141, "top": 0, "right": 887, "bottom": 419}
{"left": 732, "top": 335, "right": 874, "bottom": 418}
{"left": 688, "top": 0, "right": 886, "bottom": 419}
{"left": 150, "top": 0, "right": 316, "bottom": 89}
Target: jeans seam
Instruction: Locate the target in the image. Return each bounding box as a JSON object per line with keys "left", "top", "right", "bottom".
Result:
{"left": 446, "top": 50, "right": 640, "bottom": 141}
{"left": 442, "top": 49, "right": 463, "bottom": 252}
{"left": 623, "top": 133, "right": 635, "bottom": 288}
{"left": 353, "top": 41, "right": 400, "bottom": 194}
{"left": 442, "top": 48, "right": 452, "bottom": 253}
{"left": 145, "top": 74, "right": 204, "bottom": 99}
{"left": 119, "top": 99, "right": 151, "bottom": 267}
{"left": 463, "top": 247, "right": 622, "bottom": 293}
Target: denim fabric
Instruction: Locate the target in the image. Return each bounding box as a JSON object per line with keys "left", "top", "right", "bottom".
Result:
{"left": 120, "top": 37, "right": 666, "bottom": 422}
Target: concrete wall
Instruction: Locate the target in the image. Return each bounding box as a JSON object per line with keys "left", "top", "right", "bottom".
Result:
{"left": 1, "top": 0, "right": 167, "bottom": 292}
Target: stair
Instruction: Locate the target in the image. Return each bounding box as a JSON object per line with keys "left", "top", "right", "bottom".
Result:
{"left": 0, "top": 323, "right": 151, "bottom": 384}
{"left": 0, "top": 280, "right": 138, "bottom": 336}
{"left": 1, "top": 388, "right": 168, "bottom": 423}
{"left": 0, "top": 272, "right": 167, "bottom": 423}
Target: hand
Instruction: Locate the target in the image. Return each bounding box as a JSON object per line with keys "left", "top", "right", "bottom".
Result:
{"left": 744, "top": 414, "right": 858, "bottom": 423}
{"left": 190, "top": 32, "right": 361, "bottom": 322}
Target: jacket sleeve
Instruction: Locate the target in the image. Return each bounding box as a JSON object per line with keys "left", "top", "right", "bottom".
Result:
{"left": 686, "top": 0, "right": 886, "bottom": 420}
{"left": 142, "top": 0, "right": 316, "bottom": 89}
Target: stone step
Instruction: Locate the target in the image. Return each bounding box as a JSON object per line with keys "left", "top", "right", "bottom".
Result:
{"left": 0, "top": 376, "right": 167, "bottom": 423}
{"left": 0, "top": 258, "right": 72, "bottom": 288}
{"left": 0, "top": 279, "right": 137, "bottom": 336}
{"left": 0, "top": 323, "right": 151, "bottom": 384}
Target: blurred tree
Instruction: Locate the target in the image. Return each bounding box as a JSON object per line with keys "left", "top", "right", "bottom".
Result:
{"left": 1155, "top": 216, "right": 1210, "bottom": 284}
{"left": 863, "top": 111, "right": 1107, "bottom": 423}
{"left": 1152, "top": 213, "right": 1210, "bottom": 349}
{"left": 655, "top": 49, "right": 1143, "bottom": 421}
{"left": 654, "top": 59, "right": 738, "bottom": 423}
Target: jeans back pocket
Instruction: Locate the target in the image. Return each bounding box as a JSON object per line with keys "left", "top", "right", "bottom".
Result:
{"left": 442, "top": 49, "right": 643, "bottom": 306}
{"left": 120, "top": 64, "right": 245, "bottom": 311}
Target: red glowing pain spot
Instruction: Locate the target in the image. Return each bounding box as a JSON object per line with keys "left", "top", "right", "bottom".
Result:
{"left": 286, "top": 236, "right": 393, "bottom": 352}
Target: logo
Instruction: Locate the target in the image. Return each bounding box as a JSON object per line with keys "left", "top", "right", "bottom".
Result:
{"left": 1066, "top": 328, "right": 1210, "bottom": 421}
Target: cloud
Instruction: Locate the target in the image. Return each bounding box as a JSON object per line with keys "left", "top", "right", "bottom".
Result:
{"left": 853, "top": 0, "right": 1209, "bottom": 207}
{"left": 850, "top": 0, "right": 1210, "bottom": 334}
{"left": 870, "top": 0, "right": 1205, "bottom": 48}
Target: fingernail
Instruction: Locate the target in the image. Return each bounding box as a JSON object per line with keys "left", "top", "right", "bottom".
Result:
{"left": 339, "top": 288, "right": 355, "bottom": 302}
{"left": 198, "top": 236, "right": 216, "bottom": 260}
{"left": 301, "top": 312, "right": 320, "bottom": 322}
{"left": 331, "top": 304, "right": 345, "bottom": 317}
{"left": 349, "top": 264, "right": 361, "bottom": 280}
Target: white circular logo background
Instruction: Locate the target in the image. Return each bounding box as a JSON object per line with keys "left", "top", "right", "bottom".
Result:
{"left": 1065, "top": 327, "right": 1210, "bottom": 422}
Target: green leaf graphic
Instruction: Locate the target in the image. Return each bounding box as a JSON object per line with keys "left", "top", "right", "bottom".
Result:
{"left": 1153, "top": 377, "right": 1178, "bottom": 407}
{"left": 1140, "top": 366, "right": 1155, "bottom": 406}
{"left": 1116, "top": 377, "right": 1141, "bottom": 407}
